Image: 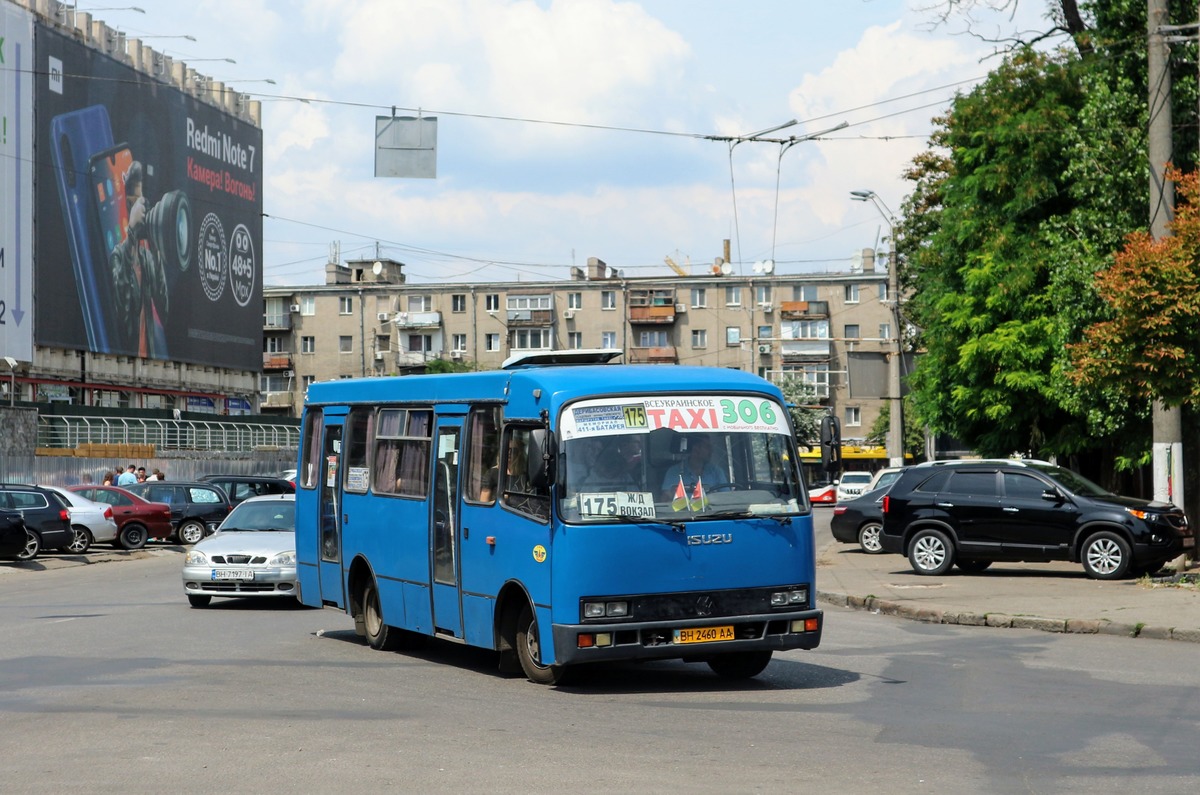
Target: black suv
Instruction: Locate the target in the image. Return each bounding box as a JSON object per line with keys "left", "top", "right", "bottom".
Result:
{"left": 879, "top": 460, "right": 1195, "bottom": 580}
{"left": 0, "top": 484, "right": 73, "bottom": 560}
{"left": 123, "top": 482, "right": 233, "bottom": 544}
{"left": 198, "top": 475, "right": 295, "bottom": 506}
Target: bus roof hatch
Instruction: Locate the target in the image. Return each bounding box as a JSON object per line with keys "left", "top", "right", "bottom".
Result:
{"left": 501, "top": 349, "right": 624, "bottom": 370}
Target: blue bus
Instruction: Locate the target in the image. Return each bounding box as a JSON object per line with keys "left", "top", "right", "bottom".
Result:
{"left": 295, "top": 351, "right": 822, "bottom": 684}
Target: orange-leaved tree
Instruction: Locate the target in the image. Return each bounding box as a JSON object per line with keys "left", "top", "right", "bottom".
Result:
{"left": 1069, "top": 169, "right": 1200, "bottom": 406}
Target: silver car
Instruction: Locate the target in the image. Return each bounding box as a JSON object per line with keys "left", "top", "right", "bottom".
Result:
{"left": 42, "top": 485, "right": 119, "bottom": 553}
{"left": 181, "top": 494, "right": 297, "bottom": 608}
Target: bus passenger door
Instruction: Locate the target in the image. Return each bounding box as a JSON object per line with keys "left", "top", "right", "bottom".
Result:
{"left": 318, "top": 420, "right": 346, "bottom": 608}
{"left": 431, "top": 420, "right": 463, "bottom": 638}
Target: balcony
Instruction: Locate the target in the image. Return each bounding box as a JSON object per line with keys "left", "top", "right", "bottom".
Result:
{"left": 629, "top": 305, "right": 677, "bottom": 324}
{"left": 393, "top": 310, "right": 442, "bottom": 329}
{"left": 262, "top": 353, "right": 293, "bottom": 370}
{"left": 260, "top": 391, "right": 295, "bottom": 408}
{"left": 263, "top": 316, "right": 292, "bottom": 331}
{"left": 628, "top": 346, "right": 678, "bottom": 364}
{"left": 781, "top": 340, "right": 831, "bottom": 360}
{"left": 507, "top": 309, "right": 554, "bottom": 327}
{"left": 780, "top": 300, "right": 829, "bottom": 319}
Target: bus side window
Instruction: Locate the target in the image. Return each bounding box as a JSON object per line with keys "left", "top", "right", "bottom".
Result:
{"left": 466, "top": 406, "right": 502, "bottom": 503}
{"left": 373, "top": 408, "right": 433, "bottom": 497}
{"left": 300, "top": 410, "right": 324, "bottom": 490}
{"left": 501, "top": 426, "right": 549, "bottom": 522}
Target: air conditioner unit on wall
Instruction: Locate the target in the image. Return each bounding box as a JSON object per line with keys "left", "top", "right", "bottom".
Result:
{"left": 284, "top": 370, "right": 295, "bottom": 377}
{"left": 289, "top": 304, "right": 301, "bottom": 313}
{"left": 762, "top": 304, "right": 774, "bottom": 313}
{"left": 563, "top": 310, "right": 575, "bottom": 320}
{"left": 450, "top": 351, "right": 463, "bottom": 360}
{"left": 675, "top": 303, "right": 687, "bottom": 313}
{"left": 758, "top": 344, "right": 772, "bottom": 354}
{"left": 377, "top": 312, "right": 389, "bottom": 322}
{"left": 374, "top": 352, "right": 384, "bottom": 361}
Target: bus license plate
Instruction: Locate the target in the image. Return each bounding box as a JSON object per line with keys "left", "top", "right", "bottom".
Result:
{"left": 674, "top": 626, "right": 734, "bottom": 644}
{"left": 211, "top": 569, "right": 253, "bottom": 581}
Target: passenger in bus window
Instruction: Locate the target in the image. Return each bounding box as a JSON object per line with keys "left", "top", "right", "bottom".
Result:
{"left": 576, "top": 437, "right": 638, "bottom": 492}
{"left": 660, "top": 435, "right": 725, "bottom": 500}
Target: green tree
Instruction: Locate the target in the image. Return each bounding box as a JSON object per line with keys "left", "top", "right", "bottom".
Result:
{"left": 777, "top": 377, "right": 823, "bottom": 448}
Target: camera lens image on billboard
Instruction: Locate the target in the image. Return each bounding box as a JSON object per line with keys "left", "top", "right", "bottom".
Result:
{"left": 36, "top": 25, "right": 262, "bottom": 371}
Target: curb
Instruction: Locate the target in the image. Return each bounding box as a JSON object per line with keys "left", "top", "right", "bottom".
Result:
{"left": 817, "top": 589, "right": 1200, "bottom": 644}
{"left": 0, "top": 544, "right": 182, "bottom": 574}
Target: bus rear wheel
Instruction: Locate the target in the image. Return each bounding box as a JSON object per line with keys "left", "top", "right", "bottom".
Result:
{"left": 706, "top": 651, "right": 773, "bottom": 679}
{"left": 516, "top": 604, "right": 568, "bottom": 686}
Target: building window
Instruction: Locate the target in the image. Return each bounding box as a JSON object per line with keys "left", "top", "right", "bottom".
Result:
{"left": 793, "top": 285, "right": 818, "bottom": 302}
{"left": 783, "top": 363, "right": 830, "bottom": 398}
{"left": 755, "top": 285, "right": 772, "bottom": 306}
{"left": 601, "top": 331, "right": 617, "bottom": 349}
{"left": 844, "top": 406, "right": 862, "bottom": 427}
{"left": 452, "top": 294, "right": 467, "bottom": 313}
{"left": 301, "top": 336, "right": 315, "bottom": 354}
{"left": 844, "top": 324, "right": 860, "bottom": 340}
{"left": 601, "top": 291, "right": 616, "bottom": 310}
{"left": 726, "top": 326, "right": 741, "bottom": 345}
{"left": 691, "top": 329, "right": 707, "bottom": 348}
{"left": 452, "top": 333, "right": 467, "bottom": 351}
{"left": 691, "top": 288, "right": 707, "bottom": 308}
{"left": 639, "top": 330, "right": 669, "bottom": 347}
{"left": 507, "top": 295, "right": 552, "bottom": 310}
{"left": 263, "top": 299, "right": 287, "bottom": 327}
{"left": 407, "top": 295, "right": 431, "bottom": 312}
{"left": 757, "top": 325, "right": 772, "bottom": 340}
{"left": 568, "top": 331, "right": 583, "bottom": 349}
{"left": 485, "top": 333, "right": 501, "bottom": 352}
{"left": 339, "top": 296, "right": 353, "bottom": 315}
{"left": 568, "top": 292, "right": 582, "bottom": 310}
{"left": 725, "top": 286, "right": 741, "bottom": 307}
{"left": 879, "top": 322, "right": 891, "bottom": 340}
{"left": 301, "top": 295, "right": 316, "bottom": 316}
{"left": 486, "top": 294, "right": 500, "bottom": 312}
{"left": 407, "top": 334, "right": 431, "bottom": 353}
{"left": 511, "top": 328, "right": 551, "bottom": 350}
{"left": 844, "top": 284, "right": 860, "bottom": 304}
{"left": 302, "top": 375, "right": 315, "bottom": 389}
{"left": 782, "top": 319, "right": 829, "bottom": 339}
{"left": 375, "top": 335, "right": 390, "bottom": 355}
{"left": 265, "top": 336, "right": 284, "bottom": 353}
{"left": 339, "top": 336, "right": 353, "bottom": 353}
{"left": 879, "top": 283, "right": 889, "bottom": 302}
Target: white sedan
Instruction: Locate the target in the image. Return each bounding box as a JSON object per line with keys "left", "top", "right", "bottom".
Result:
{"left": 42, "top": 484, "right": 119, "bottom": 553}
{"left": 182, "top": 494, "right": 297, "bottom": 608}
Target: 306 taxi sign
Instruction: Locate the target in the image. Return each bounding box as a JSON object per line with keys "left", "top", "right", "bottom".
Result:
{"left": 561, "top": 395, "right": 790, "bottom": 439}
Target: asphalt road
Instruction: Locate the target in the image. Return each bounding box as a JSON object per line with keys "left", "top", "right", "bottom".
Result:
{"left": 1, "top": 550, "right": 1199, "bottom": 793}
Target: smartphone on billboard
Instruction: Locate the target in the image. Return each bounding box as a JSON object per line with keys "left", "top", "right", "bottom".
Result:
{"left": 49, "top": 104, "right": 117, "bottom": 353}
{"left": 88, "top": 143, "right": 133, "bottom": 255}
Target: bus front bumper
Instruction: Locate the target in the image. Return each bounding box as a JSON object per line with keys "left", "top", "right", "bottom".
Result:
{"left": 550, "top": 608, "right": 823, "bottom": 666}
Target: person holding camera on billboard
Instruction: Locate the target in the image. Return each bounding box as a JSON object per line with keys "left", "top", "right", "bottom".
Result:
{"left": 111, "top": 161, "right": 170, "bottom": 358}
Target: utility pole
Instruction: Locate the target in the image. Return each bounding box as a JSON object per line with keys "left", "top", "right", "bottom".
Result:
{"left": 1148, "top": 0, "right": 1187, "bottom": 567}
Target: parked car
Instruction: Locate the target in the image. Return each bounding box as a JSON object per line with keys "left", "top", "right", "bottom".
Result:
{"left": 198, "top": 474, "right": 295, "bottom": 506}
{"left": 880, "top": 459, "right": 1196, "bottom": 579}
{"left": 867, "top": 467, "right": 904, "bottom": 494}
{"left": 182, "top": 494, "right": 298, "bottom": 608}
{"left": 835, "top": 471, "right": 875, "bottom": 503}
{"left": 831, "top": 487, "right": 887, "bottom": 554}
{"left": 123, "top": 482, "right": 233, "bottom": 545}
{"left": 0, "top": 484, "right": 73, "bottom": 560}
{"left": 0, "top": 509, "right": 31, "bottom": 559}
{"left": 41, "top": 485, "right": 119, "bottom": 554}
{"left": 68, "top": 485, "right": 174, "bottom": 549}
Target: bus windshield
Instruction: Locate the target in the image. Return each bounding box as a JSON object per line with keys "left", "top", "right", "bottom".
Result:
{"left": 559, "top": 394, "right": 805, "bottom": 522}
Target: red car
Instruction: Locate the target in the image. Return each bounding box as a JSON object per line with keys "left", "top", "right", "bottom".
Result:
{"left": 67, "top": 485, "right": 174, "bottom": 549}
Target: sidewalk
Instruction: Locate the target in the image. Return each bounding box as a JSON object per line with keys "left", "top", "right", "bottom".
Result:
{"left": 816, "top": 540, "right": 1200, "bottom": 643}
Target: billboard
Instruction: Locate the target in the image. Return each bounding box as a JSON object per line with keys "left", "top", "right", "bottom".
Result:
{"left": 34, "top": 24, "right": 262, "bottom": 371}
{"left": 0, "top": 5, "right": 34, "bottom": 362}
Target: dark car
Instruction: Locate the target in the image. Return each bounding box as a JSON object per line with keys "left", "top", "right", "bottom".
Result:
{"left": 0, "top": 484, "right": 73, "bottom": 560}
{"left": 830, "top": 487, "right": 887, "bottom": 554}
{"left": 198, "top": 475, "right": 295, "bottom": 506}
{"left": 879, "top": 459, "right": 1195, "bottom": 580}
{"left": 0, "top": 509, "right": 31, "bottom": 558}
{"left": 68, "top": 485, "right": 175, "bottom": 549}
{"left": 123, "top": 482, "right": 233, "bottom": 545}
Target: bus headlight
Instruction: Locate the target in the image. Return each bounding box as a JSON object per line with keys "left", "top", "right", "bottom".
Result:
{"left": 583, "top": 600, "right": 629, "bottom": 619}
{"left": 770, "top": 588, "right": 808, "bottom": 607}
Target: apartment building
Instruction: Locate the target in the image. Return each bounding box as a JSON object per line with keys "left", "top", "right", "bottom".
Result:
{"left": 262, "top": 255, "right": 899, "bottom": 443}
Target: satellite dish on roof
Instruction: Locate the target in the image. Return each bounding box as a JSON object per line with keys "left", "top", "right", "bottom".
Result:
{"left": 721, "top": 261, "right": 733, "bottom": 276}
{"left": 763, "top": 259, "right": 775, "bottom": 274}
{"left": 849, "top": 251, "right": 863, "bottom": 273}
{"left": 372, "top": 261, "right": 383, "bottom": 275}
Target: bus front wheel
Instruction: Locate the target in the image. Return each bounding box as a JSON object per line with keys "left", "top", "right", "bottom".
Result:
{"left": 362, "top": 579, "right": 401, "bottom": 651}
{"left": 516, "top": 604, "right": 568, "bottom": 686}
{"left": 706, "top": 651, "right": 773, "bottom": 679}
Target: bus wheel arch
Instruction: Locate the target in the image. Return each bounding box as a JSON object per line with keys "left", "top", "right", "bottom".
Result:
{"left": 347, "top": 556, "right": 375, "bottom": 638}
{"left": 494, "top": 583, "right": 531, "bottom": 676}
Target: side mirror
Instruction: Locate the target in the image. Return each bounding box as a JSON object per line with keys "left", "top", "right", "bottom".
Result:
{"left": 1041, "top": 488, "right": 1063, "bottom": 503}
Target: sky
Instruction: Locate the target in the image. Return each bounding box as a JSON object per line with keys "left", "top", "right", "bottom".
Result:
{"left": 79, "top": 0, "right": 1059, "bottom": 286}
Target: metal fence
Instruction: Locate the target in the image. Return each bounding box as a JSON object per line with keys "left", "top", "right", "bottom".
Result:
{"left": 37, "top": 415, "right": 300, "bottom": 453}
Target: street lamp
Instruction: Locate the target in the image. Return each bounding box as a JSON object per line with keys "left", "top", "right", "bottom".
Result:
{"left": 3, "top": 357, "right": 18, "bottom": 407}
{"left": 851, "top": 189, "right": 905, "bottom": 467}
